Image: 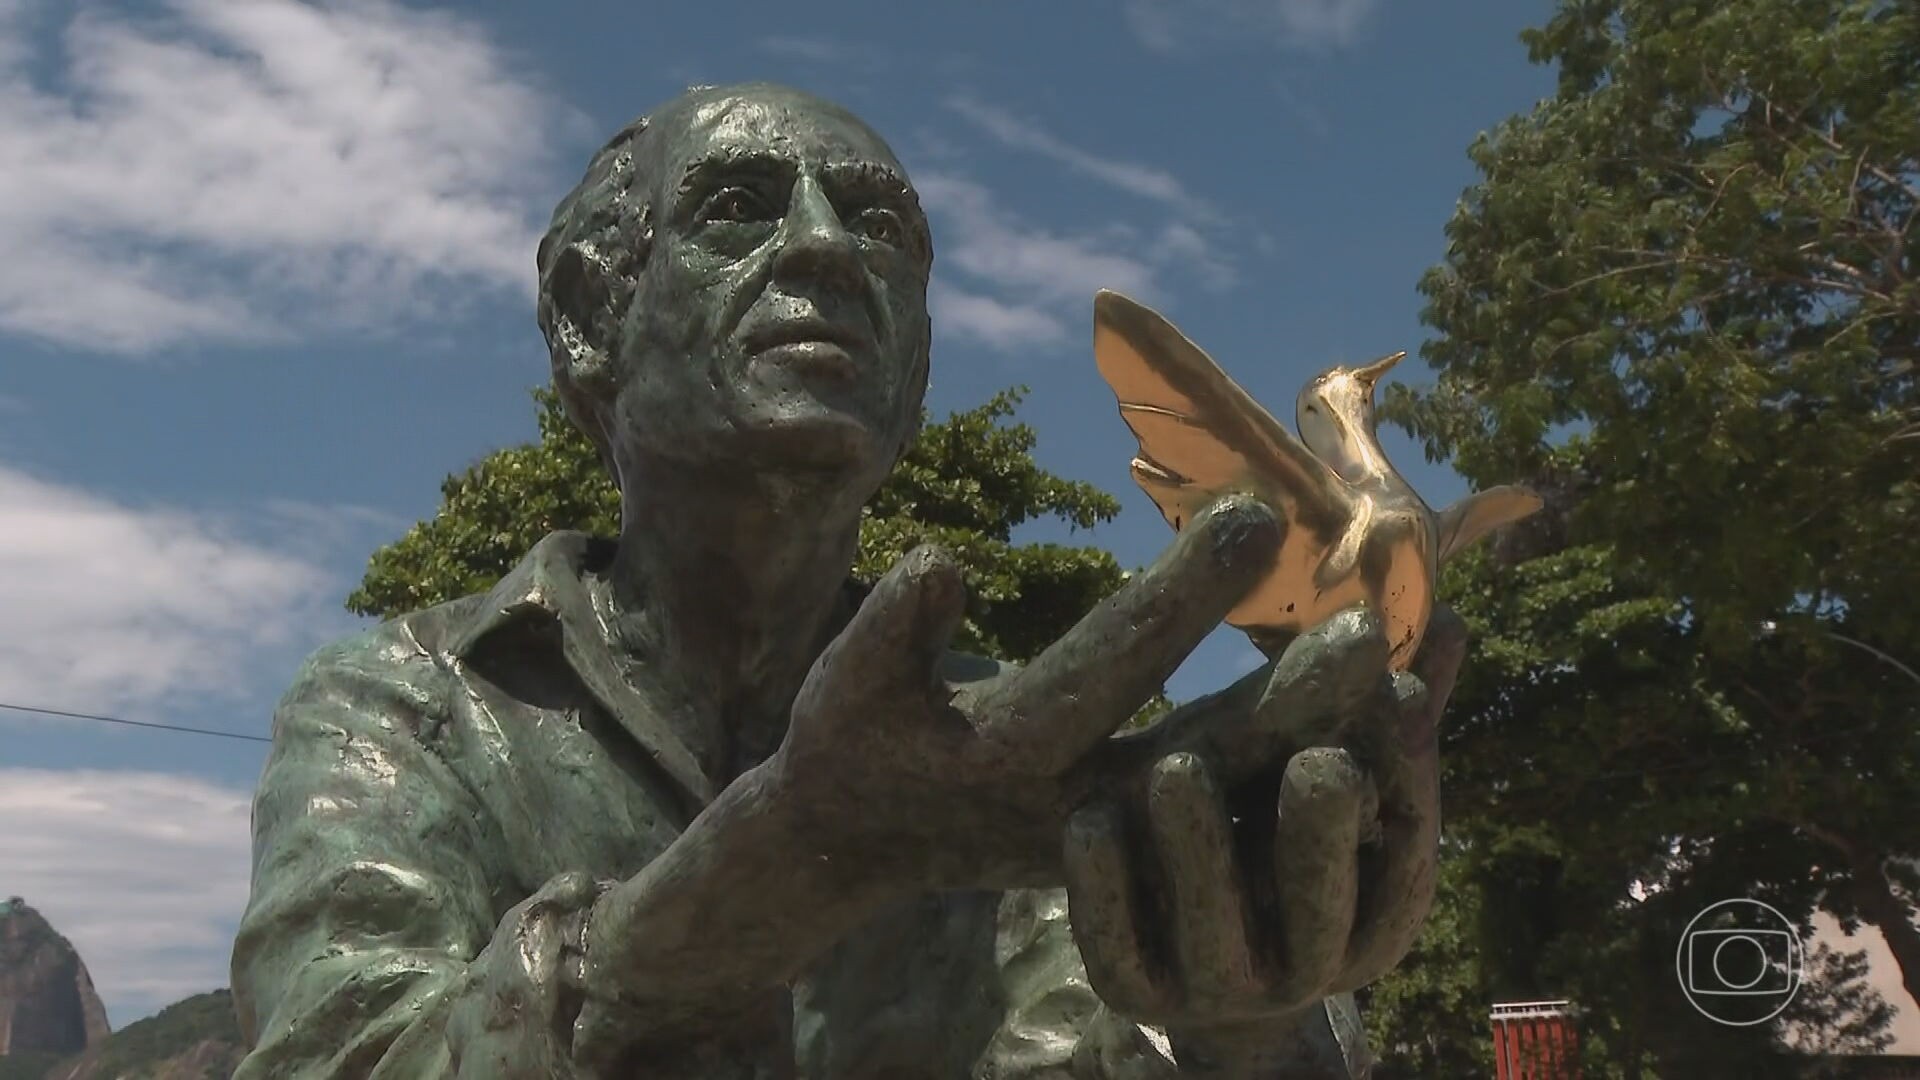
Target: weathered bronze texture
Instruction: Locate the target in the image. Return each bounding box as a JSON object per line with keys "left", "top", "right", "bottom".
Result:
{"left": 229, "top": 84, "right": 1471, "bottom": 1079}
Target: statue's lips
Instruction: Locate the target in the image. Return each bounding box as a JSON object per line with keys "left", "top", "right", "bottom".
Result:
{"left": 752, "top": 339, "right": 859, "bottom": 381}
{"left": 744, "top": 320, "right": 867, "bottom": 381}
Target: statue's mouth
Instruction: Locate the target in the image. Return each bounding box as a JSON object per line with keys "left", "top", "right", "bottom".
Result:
{"left": 744, "top": 318, "right": 868, "bottom": 381}
{"left": 754, "top": 339, "right": 858, "bottom": 381}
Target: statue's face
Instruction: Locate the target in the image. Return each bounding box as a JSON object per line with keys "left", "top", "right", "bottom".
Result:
{"left": 605, "top": 85, "right": 933, "bottom": 484}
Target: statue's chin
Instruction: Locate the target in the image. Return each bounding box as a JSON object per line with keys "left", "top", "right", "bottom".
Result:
{"left": 724, "top": 360, "right": 899, "bottom": 470}
{"left": 732, "top": 398, "right": 891, "bottom": 478}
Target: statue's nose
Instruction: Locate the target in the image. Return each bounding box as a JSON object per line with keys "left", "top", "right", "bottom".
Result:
{"left": 772, "top": 177, "right": 864, "bottom": 295}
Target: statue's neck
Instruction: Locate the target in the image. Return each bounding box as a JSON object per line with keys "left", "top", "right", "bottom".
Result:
{"left": 599, "top": 462, "right": 863, "bottom": 779}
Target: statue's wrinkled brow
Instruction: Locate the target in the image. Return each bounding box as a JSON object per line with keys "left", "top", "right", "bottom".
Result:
{"left": 818, "top": 160, "right": 916, "bottom": 204}
{"left": 822, "top": 160, "right": 930, "bottom": 247}
{"left": 672, "top": 149, "right": 922, "bottom": 226}
{"left": 674, "top": 149, "right": 797, "bottom": 204}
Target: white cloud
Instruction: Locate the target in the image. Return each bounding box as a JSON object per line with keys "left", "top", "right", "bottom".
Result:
{"left": 918, "top": 172, "right": 1156, "bottom": 352}
{"left": 945, "top": 97, "right": 1216, "bottom": 220}
{"left": 0, "top": 465, "right": 345, "bottom": 717}
{"left": 0, "top": 768, "right": 253, "bottom": 1025}
{"left": 918, "top": 172, "right": 1234, "bottom": 352}
{"left": 258, "top": 499, "right": 411, "bottom": 563}
{"left": 1125, "top": 0, "right": 1381, "bottom": 51}
{"left": 923, "top": 175, "right": 1160, "bottom": 303}
{"left": 930, "top": 281, "right": 1068, "bottom": 351}
{"left": 1156, "top": 221, "right": 1238, "bottom": 291}
{"left": 0, "top": 0, "right": 577, "bottom": 354}
{"left": 925, "top": 97, "right": 1245, "bottom": 350}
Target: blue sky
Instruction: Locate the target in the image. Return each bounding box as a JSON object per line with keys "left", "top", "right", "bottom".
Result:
{"left": 0, "top": 0, "right": 1751, "bottom": 1033}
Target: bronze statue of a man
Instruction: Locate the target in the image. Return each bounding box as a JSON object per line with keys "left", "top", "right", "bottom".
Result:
{"left": 230, "top": 83, "right": 1464, "bottom": 1079}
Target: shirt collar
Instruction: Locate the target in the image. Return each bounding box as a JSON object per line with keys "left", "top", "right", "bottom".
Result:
{"left": 446, "top": 530, "right": 720, "bottom": 809}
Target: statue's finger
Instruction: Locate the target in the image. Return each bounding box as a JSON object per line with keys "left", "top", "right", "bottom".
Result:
{"left": 1362, "top": 674, "right": 1439, "bottom": 821}
{"left": 1145, "top": 753, "right": 1257, "bottom": 1007}
{"left": 456, "top": 874, "right": 602, "bottom": 1076}
{"left": 985, "top": 495, "right": 1281, "bottom": 774}
{"left": 1339, "top": 673, "right": 1442, "bottom": 988}
{"left": 1269, "top": 747, "right": 1367, "bottom": 1004}
{"left": 1065, "top": 802, "right": 1166, "bottom": 1019}
{"left": 1247, "top": 607, "right": 1390, "bottom": 756}
{"left": 1408, "top": 604, "right": 1469, "bottom": 736}
{"left": 810, "top": 544, "right": 966, "bottom": 706}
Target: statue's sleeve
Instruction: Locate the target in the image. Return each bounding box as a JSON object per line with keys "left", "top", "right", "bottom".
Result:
{"left": 976, "top": 889, "right": 1372, "bottom": 1079}
{"left": 230, "top": 631, "right": 589, "bottom": 1079}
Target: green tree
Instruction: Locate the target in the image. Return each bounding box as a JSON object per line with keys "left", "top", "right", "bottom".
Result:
{"left": 1370, "top": 0, "right": 1916, "bottom": 1073}
{"left": 350, "top": 386, "right": 1130, "bottom": 667}
{"left": 1361, "top": 842, "right": 1495, "bottom": 1079}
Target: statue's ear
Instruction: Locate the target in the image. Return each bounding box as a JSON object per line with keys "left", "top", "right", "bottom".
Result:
{"left": 544, "top": 240, "right": 632, "bottom": 395}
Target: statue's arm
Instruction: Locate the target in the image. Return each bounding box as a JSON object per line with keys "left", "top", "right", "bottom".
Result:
{"left": 230, "top": 629, "right": 905, "bottom": 1079}
{"left": 229, "top": 633, "right": 548, "bottom": 1079}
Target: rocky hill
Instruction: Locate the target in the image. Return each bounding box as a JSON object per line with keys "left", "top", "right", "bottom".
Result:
{"left": 0, "top": 900, "right": 241, "bottom": 1080}
{"left": 40, "top": 991, "right": 242, "bottom": 1080}
{"left": 0, "top": 899, "right": 109, "bottom": 1061}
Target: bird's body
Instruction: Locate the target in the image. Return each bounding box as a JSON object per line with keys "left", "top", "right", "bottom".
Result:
{"left": 1092, "top": 290, "right": 1540, "bottom": 670}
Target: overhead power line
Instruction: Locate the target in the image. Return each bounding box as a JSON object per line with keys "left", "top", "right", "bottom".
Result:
{"left": 0, "top": 701, "right": 271, "bottom": 744}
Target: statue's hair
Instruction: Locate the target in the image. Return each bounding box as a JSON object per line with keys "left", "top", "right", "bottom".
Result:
{"left": 534, "top": 115, "right": 655, "bottom": 477}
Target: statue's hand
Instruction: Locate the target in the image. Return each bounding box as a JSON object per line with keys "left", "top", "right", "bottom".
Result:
{"left": 768, "top": 494, "right": 1284, "bottom": 893}
{"left": 1061, "top": 606, "right": 1467, "bottom": 1059}
{"left": 569, "top": 501, "right": 1277, "bottom": 1074}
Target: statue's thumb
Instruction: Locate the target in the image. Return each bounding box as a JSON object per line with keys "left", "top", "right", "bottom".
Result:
{"left": 842, "top": 544, "right": 968, "bottom": 693}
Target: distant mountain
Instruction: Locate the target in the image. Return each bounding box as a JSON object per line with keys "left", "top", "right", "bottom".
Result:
{"left": 40, "top": 991, "right": 242, "bottom": 1080}
{"left": 0, "top": 898, "right": 241, "bottom": 1080}
{"left": 0, "top": 898, "right": 109, "bottom": 1061}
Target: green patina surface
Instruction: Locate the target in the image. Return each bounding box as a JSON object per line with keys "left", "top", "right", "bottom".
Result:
{"left": 230, "top": 84, "right": 1460, "bottom": 1080}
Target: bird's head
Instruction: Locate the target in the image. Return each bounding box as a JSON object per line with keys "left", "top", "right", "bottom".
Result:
{"left": 1295, "top": 350, "right": 1403, "bottom": 482}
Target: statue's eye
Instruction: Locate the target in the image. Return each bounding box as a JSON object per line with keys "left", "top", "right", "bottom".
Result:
{"left": 851, "top": 207, "right": 905, "bottom": 247}
{"left": 697, "top": 187, "right": 773, "bottom": 224}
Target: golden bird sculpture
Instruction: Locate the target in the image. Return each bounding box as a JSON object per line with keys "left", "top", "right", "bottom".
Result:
{"left": 1092, "top": 290, "right": 1543, "bottom": 670}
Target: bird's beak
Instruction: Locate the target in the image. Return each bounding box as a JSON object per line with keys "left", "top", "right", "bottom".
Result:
{"left": 1352, "top": 350, "right": 1406, "bottom": 389}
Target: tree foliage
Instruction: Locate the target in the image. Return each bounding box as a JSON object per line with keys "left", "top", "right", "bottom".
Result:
{"left": 1362, "top": 843, "right": 1495, "bottom": 1079}
{"left": 349, "top": 386, "right": 1129, "bottom": 666}
{"left": 1369, "top": 0, "right": 1917, "bottom": 1073}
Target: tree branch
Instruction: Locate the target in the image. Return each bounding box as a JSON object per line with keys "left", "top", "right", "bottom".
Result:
{"left": 1745, "top": 87, "right": 1920, "bottom": 204}
{"left": 1801, "top": 821, "right": 1920, "bottom": 1015}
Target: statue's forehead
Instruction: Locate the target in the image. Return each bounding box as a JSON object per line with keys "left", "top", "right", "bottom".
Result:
{"left": 661, "top": 92, "right": 904, "bottom": 179}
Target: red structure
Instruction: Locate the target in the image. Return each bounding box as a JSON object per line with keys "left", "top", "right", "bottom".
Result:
{"left": 1491, "top": 1000, "right": 1580, "bottom": 1079}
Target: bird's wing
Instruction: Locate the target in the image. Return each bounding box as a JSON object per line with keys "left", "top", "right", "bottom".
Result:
{"left": 1434, "top": 485, "right": 1544, "bottom": 563}
{"left": 1092, "top": 290, "right": 1327, "bottom": 531}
